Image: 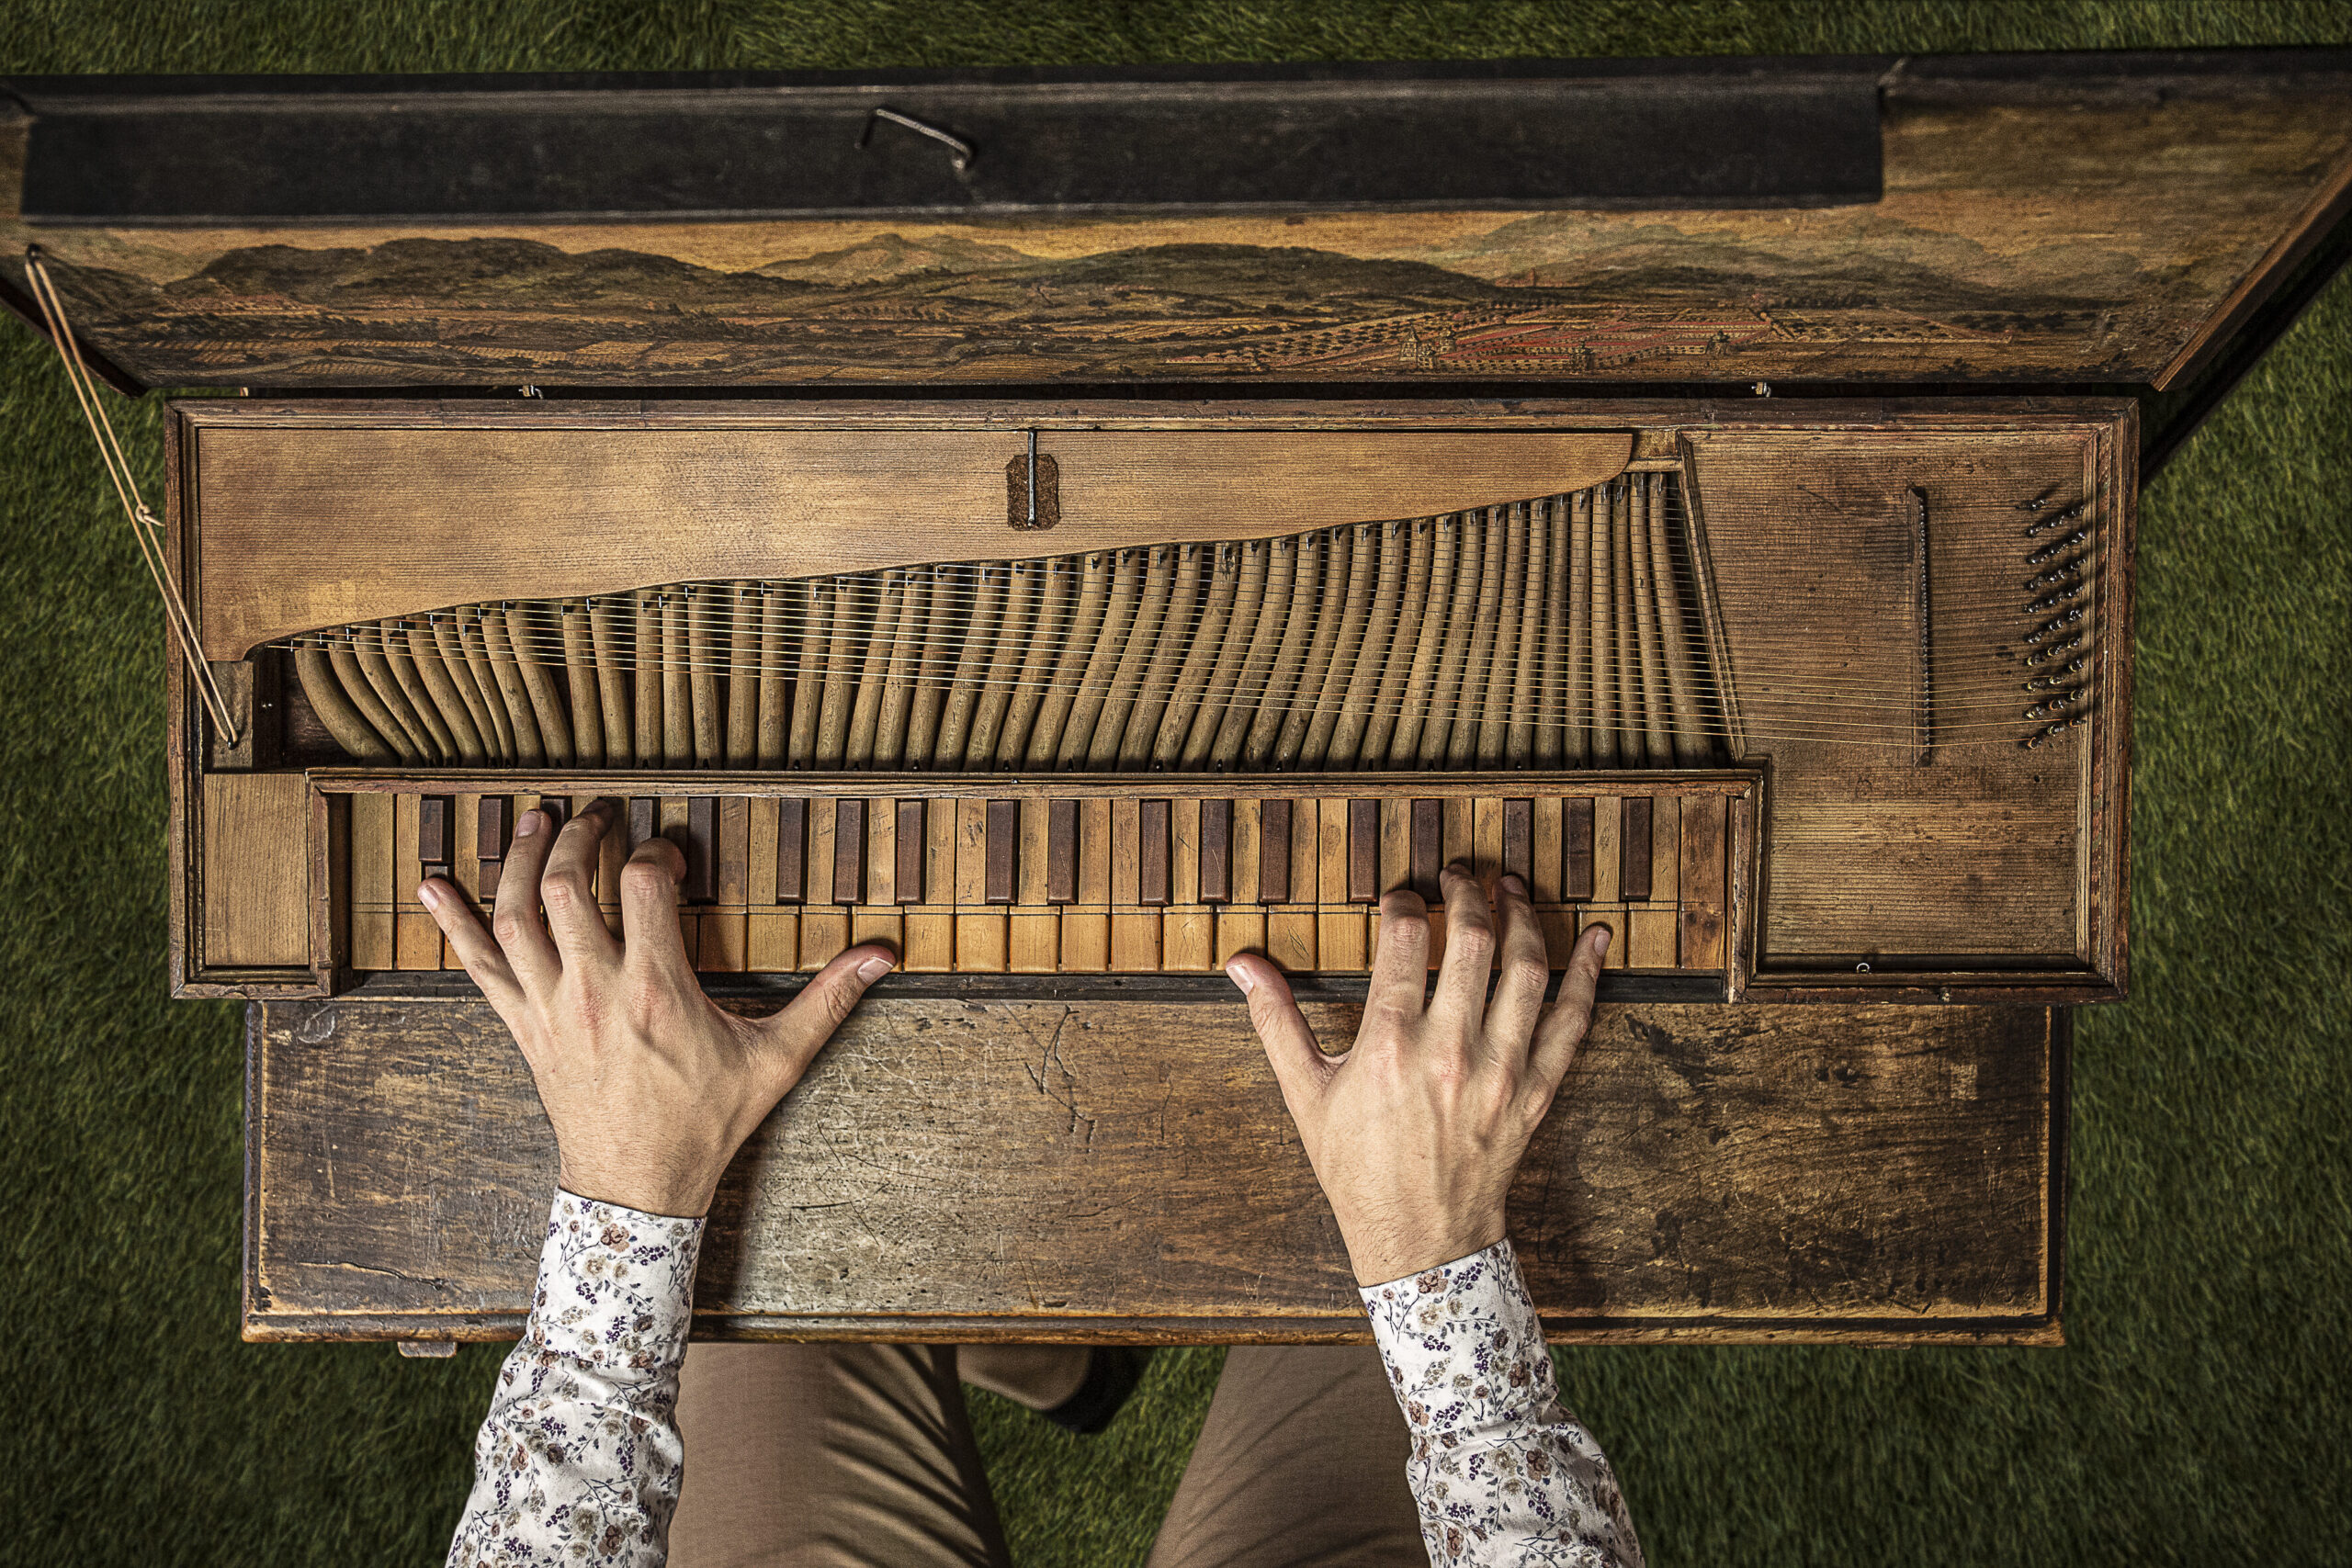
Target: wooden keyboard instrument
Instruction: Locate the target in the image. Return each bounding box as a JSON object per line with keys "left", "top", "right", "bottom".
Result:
{"left": 170, "top": 397, "right": 2131, "bottom": 1004}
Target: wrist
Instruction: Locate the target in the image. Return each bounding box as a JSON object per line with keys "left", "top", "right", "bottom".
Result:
{"left": 1340, "top": 1213, "right": 1508, "bottom": 1288}
{"left": 557, "top": 1154, "right": 721, "bottom": 1220}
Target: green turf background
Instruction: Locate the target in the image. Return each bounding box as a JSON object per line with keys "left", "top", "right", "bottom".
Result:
{"left": 2, "top": 3, "right": 2348, "bottom": 1562}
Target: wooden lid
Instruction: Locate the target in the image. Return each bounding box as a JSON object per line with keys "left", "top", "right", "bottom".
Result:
{"left": 6, "top": 51, "right": 2349, "bottom": 393}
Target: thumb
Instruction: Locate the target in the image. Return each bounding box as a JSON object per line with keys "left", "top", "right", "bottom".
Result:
{"left": 1227, "top": 953, "right": 1332, "bottom": 1114}
{"left": 759, "top": 942, "right": 896, "bottom": 1089}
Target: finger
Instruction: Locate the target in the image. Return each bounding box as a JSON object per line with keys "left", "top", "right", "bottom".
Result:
{"left": 487, "top": 807, "right": 563, "bottom": 992}
{"left": 1527, "top": 922, "right": 1610, "bottom": 1100}
{"left": 616, "top": 836, "right": 692, "bottom": 973}
{"left": 1427, "top": 862, "right": 1497, "bottom": 1039}
{"left": 758, "top": 942, "right": 897, "bottom": 1091}
{"left": 1481, "top": 874, "right": 1554, "bottom": 1058}
{"left": 1226, "top": 953, "right": 1333, "bottom": 1113}
{"left": 1365, "top": 889, "right": 1431, "bottom": 1032}
{"left": 537, "top": 799, "right": 621, "bottom": 966}
{"left": 419, "top": 875, "right": 527, "bottom": 1020}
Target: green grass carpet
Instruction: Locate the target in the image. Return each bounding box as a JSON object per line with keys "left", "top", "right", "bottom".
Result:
{"left": 2, "top": 3, "right": 2349, "bottom": 1562}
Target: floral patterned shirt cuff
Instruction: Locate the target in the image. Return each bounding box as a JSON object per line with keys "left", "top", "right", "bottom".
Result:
{"left": 446, "top": 1190, "right": 705, "bottom": 1568}
{"left": 1361, "top": 1240, "right": 1645, "bottom": 1568}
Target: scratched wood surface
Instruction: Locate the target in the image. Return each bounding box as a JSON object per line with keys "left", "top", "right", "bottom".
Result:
{"left": 244, "top": 996, "right": 2060, "bottom": 1345}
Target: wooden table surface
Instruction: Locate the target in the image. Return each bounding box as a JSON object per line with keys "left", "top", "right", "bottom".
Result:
{"left": 243, "top": 986, "right": 2065, "bottom": 1346}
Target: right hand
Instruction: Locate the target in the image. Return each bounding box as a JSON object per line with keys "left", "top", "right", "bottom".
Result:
{"left": 1226, "top": 864, "right": 1608, "bottom": 1287}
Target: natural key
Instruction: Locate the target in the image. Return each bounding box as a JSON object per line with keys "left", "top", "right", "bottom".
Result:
{"left": 1139, "top": 798, "right": 1171, "bottom": 908}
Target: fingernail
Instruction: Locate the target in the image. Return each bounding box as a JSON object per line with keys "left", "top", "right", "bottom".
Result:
{"left": 1592, "top": 926, "right": 1611, "bottom": 956}
{"left": 857, "top": 955, "right": 894, "bottom": 982}
{"left": 1226, "top": 960, "right": 1255, "bottom": 995}
{"left": 418, "top": 880, "right": 443, "bottom": 909}
{"left": 514, "top": 810, "right": 541, "bottom": 838}
{"left": 1500, "top": 874, "right": 1526, "bottom": 897}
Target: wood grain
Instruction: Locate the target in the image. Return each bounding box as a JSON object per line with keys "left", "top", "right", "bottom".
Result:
{"left": 201, "top": 773, "right": 311, "bottom": 968}
{"left": 245, "top": 996, "right": 2060, "bottom": 1344}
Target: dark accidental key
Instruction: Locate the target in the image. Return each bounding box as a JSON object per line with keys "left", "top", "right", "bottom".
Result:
{"left": 1347, "top": 798, "right": 1379, "bottom": 904}
{"left": 1200, "top": 798, "right": 1233, "bottom": 905}
{"left": 985, "top": 799, "right": 1019, "bottom": 905}
{"left": 683, "top": 795, "right": 718, "bottom": 905}
{"left": 478, "top": 795, "right": 513, "bottom": 898}
{"left": 1566, "top": 798, "right": 1595, "bottom": 901}
{"left": 1409, "top": 798, "right": 1442, "bottom": 900}
{"left": 1257, "top": 798, "right": 1291, "bottom": 904}
{"left": 834, "top": 797, "right": 865, "bottom": 906}
{"left": 627, "top": 796, "right": 659, "bottom": 855}
{"left": 776, "top": 797, "right": 806, "bottom": 904}
{"left": 1046, "top": 798, "right": 1079, "bottom": 905}
{"left": 538, "top": 796, "right": 569, "bottom": 834}
{"left": 1502, "top": 798, "right": 1533, "bottom": 887}
{"left": 1139, "top": 797, "right": 1172, "bottom": 908}
{"left": 418, "top": 794, "right": 454, "bottom": 883}
{"left": 1621, "top": 796, "right": 1653, "bottom": 901}
{"left": 897, "top": 800, "right": 925, "bottom": 906}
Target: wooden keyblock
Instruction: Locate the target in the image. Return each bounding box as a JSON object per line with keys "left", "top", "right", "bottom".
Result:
{"left": 958, "top": 798, "right": 992, "bottom": 904}
{"left": 747, "top": 796, "right": 779, "bottom": 908}
{"left": 747, "top": 908, "right": 799, "bottom": 971}
{"left": 1379, "top": 797, "right": 1409, "bottom": 897}
{"left": 958, "top": 912, "right": 1011, "bottom": 972}
{"left": 775, "top": 797, "right": 807, "bottom": 904}
{"left": 1172, "top": 798, "right": 1201, "bottom": 905}
{"left": 984, "top": 799, "right": 1019, "bottom": 905}
{"left": 1111, "top": 914, "right": 1159, "bottom": 971}
{"left": 350, "top": 790, "right": 396, "bottom": 970}
{"left": 701, "top": 913, "right": 750, "bottom": 972}
{"left": 801, "top": 908, "right": 849, "bottom": 970}
{"left": 1502, "top": 798, "right": 1532, "bottom": 887}
{"left": 477, "top": 794, "right": 512, "bottom": 899}
{"left": 393, "top": 794, "right": 440, "bottom": 971}
{"left": 1347, "top": 798, "right": 1379, "bottom": 903}
{"left": 928, "top": 799, "right": 959, "bottom": 908}
{"left": 674, "top": 798, "right": 711, "bottom": 903}
{"left": 1163, "top": 908, "right": 1215, "bottom": 971}
{"left": 1011, "top": 913, "right": 1060, "bottom": 973}
{"left": 1267, "top": 911, "right": 1317, "bottom": 972}
{"left": 1046, "top": 798, "right": 1080, "bottom": 905}
{"left": 1408, "top": 798, "right": 1442, "bottom": 898}
{"left": 1442, "top": 796, "right": 1474, "bottom": 879}
{"left": 1201, "top": 798, "right": 1233, "bottom": 904}
{"left": 1679, "top": 794, "right": 1728, "bottom": 972}
{"left": 1288, "top": 798, "right": 1318, "bottom": 908}
{"left": 904, "top": 913, "right": 956, "bottom": 972}
{"left": 1318, "top": 908, "right": 1369, "bottom": 970}
{"left": 851, "top": 908, "right": 903, "bottom": 955}
{"left": 1621, "top": 796, "right": 1654, "bottom": 901}
{"left": 1318, "top": 798, "right": 1351, "bottom": 915}
{"left": 717, "top": 796, "right": 751, "bottom": 907}
{"left": 1537, "top": 907, "right": 1580, "bottom": 968}
{"left": 866, "top": 795, "right": 897, "bottom": 908}
{"left": 1565, "top": 797, "right": 1595, "bottom": 901}
{"left": 1650, "top": 796, "right": 1680, "bottom": 908}
{"left": 805, "top": 797, "right": 836, "bottom": 920}
{"left": 417, "top": 795, "right": 453, "bottom": 880}
{"left": 831, "top": 798, "right": 865, "bottom": 906}
{"left": 1138, "top": 799, "right": 1172, "bottom": 908}
{"left": 896, "top": 800, "right": 926, "bottom": 905}
{"left": 1258, "top": 798, "right": 1292, "bottom": 904}
{"left": 1591, "top": 796, "right": 1622, "bottom": 903}
{"left": 1628, "top": 908, "right": 1679, "bottom": 968}
{"left": 453, "top": 794, "right": 482, "bottom": 903}
{"left": 1531, "top": 796, "right": 1563, "bottom": 904}
{"left": 1061, "top": 912, "right": 1111, "bottom": 972}
{"left": 1580, "top": 905, "right": 1628, "bottom": 969}
{"left": 1232, "top": 798, "right": 1261, "bottom": 906}
{"left": 1216, "top": 906, "right": 1266, "bottom": 966}
{"left": 1472, "top": 797, "right": 1503, "bottom": 890}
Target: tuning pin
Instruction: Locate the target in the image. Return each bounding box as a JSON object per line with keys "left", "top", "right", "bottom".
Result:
{"left": 2023, "top": 584, "right": 2084, "bottom": 616}
{"left": 2023, "top": 558, "right": 2088, "bottom": 592}
{"left": 2023, "top": 632, "right": 2088, "bottom": 666}
{"left": 2025, "top": 607, "right": 2088, "bottom": 643}
{"left": 2024, "top": 527, "right": 2089, "bottom": 564}
{"left": 2023, "top": 502, "right": 2085, "bottom": 537}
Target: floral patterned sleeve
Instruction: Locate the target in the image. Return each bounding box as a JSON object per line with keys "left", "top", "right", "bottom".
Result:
{"left": 446, "top": 1191, "right": 704, "bottom": 1568}
{"left": 1362, "top": 1240, "right": 1644, "bottom": 1567}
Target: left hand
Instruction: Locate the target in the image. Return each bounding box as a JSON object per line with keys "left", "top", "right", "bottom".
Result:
{"left": 421, "top": 798, "right": 894, "bottom": 1217}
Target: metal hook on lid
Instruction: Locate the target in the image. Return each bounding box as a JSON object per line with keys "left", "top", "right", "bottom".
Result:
{"left": 859, "top": 107, "right": 975, "bottom": 173}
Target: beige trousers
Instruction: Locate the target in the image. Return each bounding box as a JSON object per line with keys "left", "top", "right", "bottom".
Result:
{"left": 670, "top": 1343, "right": 1427, "bottom": 1568}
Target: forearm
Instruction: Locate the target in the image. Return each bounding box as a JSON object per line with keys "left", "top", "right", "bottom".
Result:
{"left": 1362, "top": 1241, "right": 1643, "bottom": 1568}
{"left": 447, "top": 1191, "right": 704, "bottom": 1568}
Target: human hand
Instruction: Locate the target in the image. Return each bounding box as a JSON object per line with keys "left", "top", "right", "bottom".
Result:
{"left": 1227, "top": 864, "right": 1608, "bottom": 1287}
{"left": 420, "top": 800, "right": 893, "bottom": 1218}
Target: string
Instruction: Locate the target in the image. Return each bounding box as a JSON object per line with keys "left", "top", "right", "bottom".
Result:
{"left": 23, "top": 247, "right": 243, "bottom": 745}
